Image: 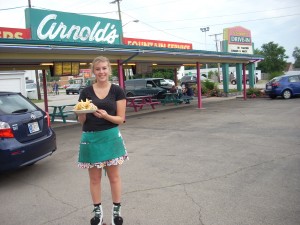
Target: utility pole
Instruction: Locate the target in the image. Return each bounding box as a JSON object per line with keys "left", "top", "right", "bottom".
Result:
{"left": 209, "top": 33, "right": 223, "bottom": 82}
{"left": 200, "top": 27, "right": 209, "bottom": 78}
{"left": 110, "top": 0, "right": 122, "bottom": 23}
{"left": 28, "top": 0, "right": 31, "bottom": 8}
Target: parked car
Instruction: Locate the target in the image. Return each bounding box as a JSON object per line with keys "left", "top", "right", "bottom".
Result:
{"left": 231, "top": 75, "right": 258, "bottom": 85}
{"left": 125, "top": 78, "right": 170, "bottom": 99}
{"left": 66, "top": 84, "right": 85, "bottom": 95}
{"left": 264, "top": 72, "right": 300, "bottom": 99}
{"left": 62, "top": 84, "right": 70, "bottom": 89}
{"left": 180, "top": 75, "right": 212, "bottom": 86}
{"left": 0, "top": 92, "right": 57, "bottom": 172}
{"left": 25, "top": 82, "right": 38, "bottom": 99}
{"left": 164, "top": 79, "right": 175, "bottom": 87}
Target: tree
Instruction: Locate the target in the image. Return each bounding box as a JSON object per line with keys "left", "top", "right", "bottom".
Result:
{"left": 256, "top": 42, "right": 288, "bottom": 75}
{"left": 292, "top": 47, "right": 300, "bottom": 68}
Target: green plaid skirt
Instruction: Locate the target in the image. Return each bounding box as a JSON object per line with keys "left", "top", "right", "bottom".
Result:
{"left": 78, "top": 127, "right": 126, "bottom": 164}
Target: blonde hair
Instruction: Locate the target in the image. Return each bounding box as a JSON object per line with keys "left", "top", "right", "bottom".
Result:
{"left": 91, "top": 56, "right": 112, "bottom": 75}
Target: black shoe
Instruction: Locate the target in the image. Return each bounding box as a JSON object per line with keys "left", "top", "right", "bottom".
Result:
{"left": 90, "top": 216, "right": 102, "bottom": 225}
{"left": 112, "top": 205, "right": 123, "bottom": 225}
{"left": 185, "top": 102, "right": 190, "bottom": 104}
{"left": 113, "top": 216, "right": 123, "bottom": 225}
{"left": 91, "top": 205, "right": 103, "bottom": 225}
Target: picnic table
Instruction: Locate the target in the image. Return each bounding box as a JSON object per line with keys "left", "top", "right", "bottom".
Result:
{"left": 160, "top": 93, "right": 183, "bottom": 105}
{"left": 48, "top": 104, "right": 76, "bottom": 123}
{"left": 126, "top": 96, "right": 160, "bottom": 112}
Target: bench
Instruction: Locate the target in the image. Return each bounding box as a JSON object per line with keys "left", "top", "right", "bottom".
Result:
{"left": 126, "top": 96, "right": 160, "bottom": 112}
{"left": 48, "top": 104, "right": 76, "bottom": 123}
{"left": 160, "top": 93, "right": 183, "bottom": 106}
{"left": 160, "top": 98, "right": 183, "bottom": 105}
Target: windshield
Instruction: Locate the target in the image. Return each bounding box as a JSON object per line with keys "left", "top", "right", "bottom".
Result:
{"left": 153, "top": 79, "right": 167, "bottom": 87}
{"left": 69, "top": 84, "right": 80, "bottom": 88}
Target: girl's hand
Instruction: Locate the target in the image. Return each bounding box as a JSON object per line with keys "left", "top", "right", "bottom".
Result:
{"left": 94, "top": 109, "right": 108, "bottom": 119}
{"left": 77, "top": 113, "right": 86, "bottom": 124}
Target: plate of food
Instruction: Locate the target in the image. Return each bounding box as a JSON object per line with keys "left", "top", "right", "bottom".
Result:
{"left": 72, "top": 109, "right": 97, "bottom": 114}
{"left": 72, "top": 99, "right": 98, "bottom": 114}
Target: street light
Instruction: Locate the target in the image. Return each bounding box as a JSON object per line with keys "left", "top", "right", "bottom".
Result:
{"left": 200, "top": 27, "right": 210, "bottom": 78}
{"left": 122, "top": 19, "right": 139, "bottom": 27}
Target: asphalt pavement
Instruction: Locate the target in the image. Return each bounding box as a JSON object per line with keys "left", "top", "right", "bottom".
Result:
{"left": 0, "top": 94, "right": 300, "bottom": 225}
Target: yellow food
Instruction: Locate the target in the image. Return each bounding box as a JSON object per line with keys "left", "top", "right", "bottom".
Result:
{"left": 74, "top": 99, "right": 97, "bottom": 110}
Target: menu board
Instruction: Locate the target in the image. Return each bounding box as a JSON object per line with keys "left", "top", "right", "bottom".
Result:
{"left": 53, "top": 62, "right": 80, "bottom": 76}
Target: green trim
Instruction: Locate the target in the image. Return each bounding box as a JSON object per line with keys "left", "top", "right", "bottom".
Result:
{"left": 0, "top": 38, "right": 264, "bottom": 60}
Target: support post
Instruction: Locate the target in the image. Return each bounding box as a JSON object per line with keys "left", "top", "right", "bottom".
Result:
{"left": 222, "top": 63, "right": 229, "bottom": 95}
{"left": 42, "top": 70, "right": 48, "bottom": 112}
{"left": 174, "top": 68, "right": 178, "bottom": 86}
{"left": 247, "top": 63, "right": 255, "bottom": 88}
{"left": 243, "top": 63, "right": 247, "bottom": 100}
{"left": 118, "top": 60, "right": 124, "bottom": 89}
{"left": 196, "top": 62, "right": 203, "bottom": 109}
{"left": 236, "top": 63, "right": 242, "bottom": 91}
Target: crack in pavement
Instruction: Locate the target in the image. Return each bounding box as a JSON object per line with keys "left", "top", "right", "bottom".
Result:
{"left": 123, "top": 152, "right": 300, "bottom": 195}
{"left": 183, "top": 184, "right": 205, "bottom": 225}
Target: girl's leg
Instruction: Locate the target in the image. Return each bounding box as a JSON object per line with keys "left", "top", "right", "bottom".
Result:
{"left": 88, "top": 167, "right": 102, "bottom": 204}
{"left": 106, "top": 165, "right": 121, "bottom": 203}
{"left": 106, "top": 165, "right": 123, "bottom": 225}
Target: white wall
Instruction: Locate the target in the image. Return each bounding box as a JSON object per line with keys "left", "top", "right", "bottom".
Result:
{"left": 0, "top": 71, "right": 26, "bottom": 97}
{"left": 184, "top": 67, "right": 262, "bottom": 80}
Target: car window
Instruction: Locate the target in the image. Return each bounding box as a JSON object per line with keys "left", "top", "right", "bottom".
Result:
{"left": 146, "top": 81, "right": 155, "bottom": 87}
{"left": 152, "top": 79, "right": 165, "bottom": 87}
{"left": 135, "top": 80, "right": 145, "bottom": 88}
{"left": 0, "top": 94, "right": 36, "bottom": 114}
{"left": 271, "top": 77, "right": 282, "bottom": 82}
{"left": 288, "top": 75, "right": 300, "bottom": 83}
{"left": 125, "top": 80, "right": 134, "bottom": 88}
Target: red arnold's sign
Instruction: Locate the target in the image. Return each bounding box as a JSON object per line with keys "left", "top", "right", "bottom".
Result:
{"left": 0, "top": 27, "right": 31, "bottom": 39}
{"left": 123, "top": 37, "right": 193, "bottom": 50}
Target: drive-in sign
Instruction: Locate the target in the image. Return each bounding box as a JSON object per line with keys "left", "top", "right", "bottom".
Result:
{"left": 25, "top": 8, "right": 122, "bottom": 44}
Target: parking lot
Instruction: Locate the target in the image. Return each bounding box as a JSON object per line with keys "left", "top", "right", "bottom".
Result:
{"left": 0, "top": 96, "right": 300, "bottom": 225}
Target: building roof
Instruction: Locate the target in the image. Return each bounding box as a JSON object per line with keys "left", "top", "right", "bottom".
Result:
{"left": 0, "top": 39, "right": 264, "bottom": 70}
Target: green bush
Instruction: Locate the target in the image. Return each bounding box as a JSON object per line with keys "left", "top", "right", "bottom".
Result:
{"left": 246, "top": 87, "right": 264, "bottom": 97}
{"left": 190, "top": 80, "right": 221, "bottom": 97}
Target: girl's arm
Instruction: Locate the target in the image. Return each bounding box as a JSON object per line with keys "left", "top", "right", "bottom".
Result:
{"left": 94, "top": 99, "right": 126, "bottom": 125}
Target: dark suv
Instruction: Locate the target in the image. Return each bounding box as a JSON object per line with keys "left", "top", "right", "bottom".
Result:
{"left": 66, "top": 84, "right": 85, "bottom": 95}
{"left": 180, "top": 75, "right": 211, "bottom": 86}
{"left": 125, "top": 78, "right": 170, "bottom": 99}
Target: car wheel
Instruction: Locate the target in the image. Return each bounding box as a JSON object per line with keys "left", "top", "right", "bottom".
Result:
{"left": 269, "top": 94, "right": 277, "bottom": 99}
{"left": 66, "top": 92, "right": 69, "bottom": 95}
{"left": 126, "top": 92, "right": 134, "bottom": 97}
{"left": 282, "top": 90, "right": 292, "bottom": 99}
{"left": 231, "top": 80, "right": 236, "bottom": 85}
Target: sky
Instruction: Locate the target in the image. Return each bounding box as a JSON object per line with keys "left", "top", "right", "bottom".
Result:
{"left": 0, "top": 0, "right": 299, "bottom": 62}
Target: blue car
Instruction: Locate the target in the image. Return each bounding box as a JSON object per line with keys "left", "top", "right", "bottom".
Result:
{"left": 0, "top": 92, "right": 57, "bottom": 172}
{"left": 265, "top": 72, "right": 300, "bottom": 99}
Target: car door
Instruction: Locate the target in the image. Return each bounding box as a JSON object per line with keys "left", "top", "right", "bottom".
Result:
{"left": 145, "top": 80, "right": 159, "bottom": 96}
{"left": 134, "top": 80, "right": 148, "bottom": 96}
{"left": 290, "top": 75, "right": 300, "bottom": 94}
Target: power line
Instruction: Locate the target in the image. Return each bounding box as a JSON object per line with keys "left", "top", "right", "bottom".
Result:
{"left": 0, "top": 6, "right": 27, "bottom": 11}
{"left": 129, "top": 13, "right": 300, "bottom": 33}
{"left": 147, "top": 4, "right": 300, "bottom": 23}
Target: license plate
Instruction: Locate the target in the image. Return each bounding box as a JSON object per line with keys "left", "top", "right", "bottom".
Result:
{"left": 267, "top": 85, "right": 272, "bottom": 90}
{"left": 28, "top": 121, "right": 40, "bottom": 133}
